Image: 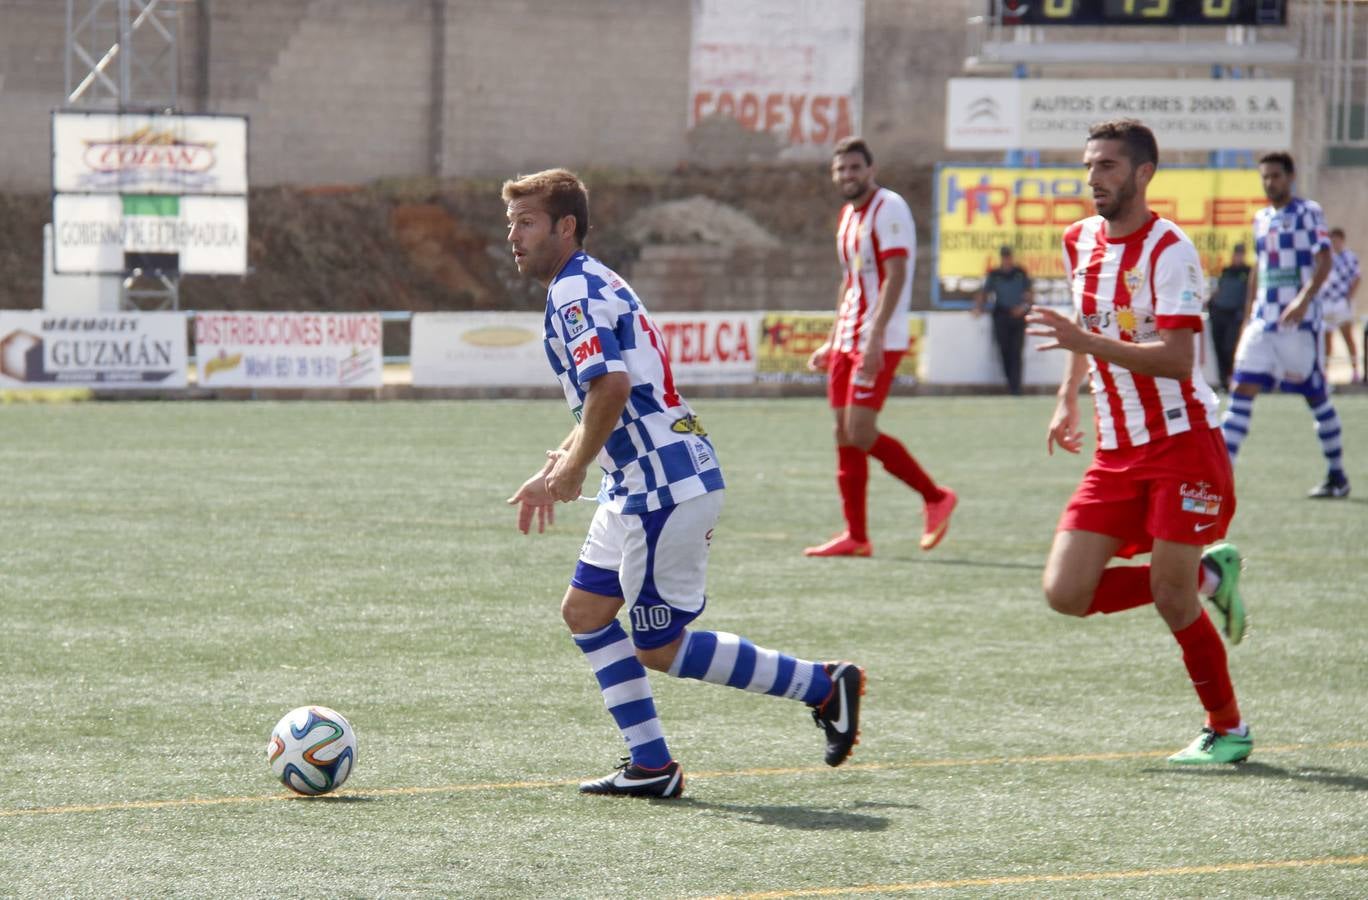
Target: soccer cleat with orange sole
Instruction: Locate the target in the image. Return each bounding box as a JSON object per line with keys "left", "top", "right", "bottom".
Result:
{"left": 920, "top": 487, "right": 958, "bottom": 550}
{"left": 803, "top": 533, "right": 873, "bottom": 557}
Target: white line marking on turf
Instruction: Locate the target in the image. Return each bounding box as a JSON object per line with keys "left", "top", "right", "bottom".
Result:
{"left": 1, "top": 740, "right": 1364, "bottom": 818}
{"left": 695, "top": 854, "right": 1368, "bottom": 899}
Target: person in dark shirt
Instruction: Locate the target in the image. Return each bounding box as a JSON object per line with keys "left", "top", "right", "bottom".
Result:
{"left": 974, "top": 246, "right": 1033, "bottom": 395}
{"left": 1209, "top": 244, "right": 1250, "bottom": 391}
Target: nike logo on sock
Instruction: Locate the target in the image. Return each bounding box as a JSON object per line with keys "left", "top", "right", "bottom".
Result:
{"left": 1193, "top": 521, "right": 1218, "bottom": 532}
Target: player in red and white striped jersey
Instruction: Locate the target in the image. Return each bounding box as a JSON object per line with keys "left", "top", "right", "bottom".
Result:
{"left": 804, "top": 137, "right": 956, "bottom": 558}
{"left": 1026, "top": 120, "right": 1253, "bottom": 765}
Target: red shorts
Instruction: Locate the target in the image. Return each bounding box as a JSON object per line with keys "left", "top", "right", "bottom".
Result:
{"left": 1058, "top": 427, "right": 1236, "bottom": 559}
{"left": 827, "top": 349, "right": 905, "bottom": 410}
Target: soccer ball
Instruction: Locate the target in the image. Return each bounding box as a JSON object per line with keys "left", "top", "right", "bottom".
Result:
{"left": 267, "top": 705, "right": 357, "bottom": 796}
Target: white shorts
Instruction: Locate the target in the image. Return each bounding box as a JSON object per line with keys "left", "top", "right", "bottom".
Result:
{"left": 1232, "top": 324, "right": 1320, "bottom": 387}
{"left": 571, "top": 490, "right": 723, "bottom": 648}
{"left": 1322, "top": 298, "right": 1354, "bottom": 329}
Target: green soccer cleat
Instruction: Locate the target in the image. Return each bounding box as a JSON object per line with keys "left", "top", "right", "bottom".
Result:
{"left": 1168, "top": 727, "right": 1253, "bottom": 765}
{"left": 1201, "top": 541, "right": 1246, "bottom": 646}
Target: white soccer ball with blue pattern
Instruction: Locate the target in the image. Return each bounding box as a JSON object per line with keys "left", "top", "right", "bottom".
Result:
{"left": 267, "top": 705, "right": 357, "bottom": 796}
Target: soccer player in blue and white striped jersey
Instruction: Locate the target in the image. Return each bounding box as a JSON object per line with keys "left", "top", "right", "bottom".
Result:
{"left": 1220, "top": 152, "right": 1350, "bottom": 498}
{"left": 502, "top": 169, "right": 865, "bottom": 798}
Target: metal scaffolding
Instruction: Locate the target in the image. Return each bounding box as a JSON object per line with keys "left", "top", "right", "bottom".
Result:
{"left": 64, "top": 0, "right": 191, "bottom": 310}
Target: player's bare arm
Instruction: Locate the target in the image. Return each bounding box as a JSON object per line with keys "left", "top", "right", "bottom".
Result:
{"left": 1027, "top": 305, "right": 1195, "bottom": 380}
{"left": 1046, "top": 351, "right": 1089, "bottom": 456}
{"left": 545, "top": 370, "right": 631, "bottom": 502}
{"left": 1280, "top": 245, "right": 1332, "bottom": 327}
{"left": 856, "top": 255, "right": 907, "bottom": 383}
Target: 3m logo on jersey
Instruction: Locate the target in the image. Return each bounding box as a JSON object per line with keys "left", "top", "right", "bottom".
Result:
{"left": 1179, "top": 481, "right": 1223, "bottom": 516}
{"left": 572, "top": 335, "right": 603, "bottom": 365}
{"left": 561, "top": 303, "right": 589, "bottom": 338}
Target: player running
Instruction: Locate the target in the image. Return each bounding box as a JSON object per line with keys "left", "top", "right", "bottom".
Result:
{"left": 1219, "top": 152, "right": 1349, "bottom": 499}
{"left": 1026, "top": 120, "right": 1253, "bottom": 765}
{"left": 804, "top": 137, "right": 956, "bottom": 558}
{"left": 502, "top": 169, "right": 865, "bottom": 799}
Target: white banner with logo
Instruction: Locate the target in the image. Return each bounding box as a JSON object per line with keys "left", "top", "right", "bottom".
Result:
{"left": 53, "top": 194, "right": 248, "bottom": 275}
{"left": 194, "top": 312, "right": 383, "bottom": 388}
{"left": 411, "top": 313, "right": 547, "bottom": 387}
{"left": 945, "top": 79, "right": 1293, "bottom": 151}
{"left": 52, "top": 111, "right": 248, "bottom": 194}
{"left": 689, "top": 0, "right": 864, "bottom": 158}
{"left": 411, "top": 312, "right": 762, "bottom": 387}
{"left": 0, "top": 311, "right": 188, "bottom": 388}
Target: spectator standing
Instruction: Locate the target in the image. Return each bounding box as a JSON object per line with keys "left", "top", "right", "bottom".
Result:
{"left": 974, "top": 246, "right": 1034, "bottom": 395}
{"left": 1209, "top": 244, "right": 1251, "bottom": 391}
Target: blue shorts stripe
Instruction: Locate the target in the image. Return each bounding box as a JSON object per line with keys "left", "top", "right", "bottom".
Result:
{"left": 571, "top": 561, "right": 621, "bottom": 598}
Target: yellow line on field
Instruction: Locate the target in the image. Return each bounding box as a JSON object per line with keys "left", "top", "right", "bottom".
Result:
{"left": 2, "top": 740, "right": 1364, "bottom": 819}
{"left": 696, "top": 854, "right": 1368, "bottom": 899}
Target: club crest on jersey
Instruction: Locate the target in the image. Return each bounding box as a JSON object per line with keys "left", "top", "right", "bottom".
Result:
{"left": 561, "top": 303, "right": 589, "bottom": 339}
{"left": 1179, "top": 481, "right": 1223, "bottom": 516}
{"left": 1123, "top": 267, "right": 1144, "bottom": 294}
{"left": 671, "top": 414, "right": 708, "bottom": 437}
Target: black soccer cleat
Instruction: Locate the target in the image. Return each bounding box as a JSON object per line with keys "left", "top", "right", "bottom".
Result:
{"left": 1307, "top": 476, "right": 1350, "bottom": 499}
{"left": 578, "top": 758, "right": 684, "bottom": 799}
{"left": 810, "top": 661, "right": 866, "bottom": 767}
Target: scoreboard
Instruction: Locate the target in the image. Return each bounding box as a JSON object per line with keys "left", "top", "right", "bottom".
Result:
{"left": 995, "top": 0, "right": 1288, "bottom": 27}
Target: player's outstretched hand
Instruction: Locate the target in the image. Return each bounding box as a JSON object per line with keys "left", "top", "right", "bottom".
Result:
{"left": 1026, "top": 306, "right": 1085, "bottom": 352}
{"left": 507, "top": 468, "right": 557, "bottom": 535}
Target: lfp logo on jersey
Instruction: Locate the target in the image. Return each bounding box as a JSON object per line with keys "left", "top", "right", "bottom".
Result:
{"left": 561, "top": 303, "right": 589, "bottom": 339}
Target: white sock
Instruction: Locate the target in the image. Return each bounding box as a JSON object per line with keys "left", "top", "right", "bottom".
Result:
{"left": 1198, "top": 560, "right": 1222, "bottom": 597}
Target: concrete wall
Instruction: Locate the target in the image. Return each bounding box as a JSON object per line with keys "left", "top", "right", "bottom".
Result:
{"left": 1, "top": 0, "right": 959, "bottom": 190}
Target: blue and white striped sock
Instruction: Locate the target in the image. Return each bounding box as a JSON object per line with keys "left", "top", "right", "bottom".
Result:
{"left": 1306, "top": 392, "right": 1346, "bottom": 477}
{"left": 573, "top": 620, "right": 671, "bottom": 770}
{"left": 1220, "top": 394, "right": 1255, "bottom": 462}
{"left": 667, "top": 630, "right": 833, "bottom": 706}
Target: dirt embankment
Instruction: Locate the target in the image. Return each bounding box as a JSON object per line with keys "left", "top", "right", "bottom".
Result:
{"left": 0, "top": 164, "right": 935, "bottom": 311}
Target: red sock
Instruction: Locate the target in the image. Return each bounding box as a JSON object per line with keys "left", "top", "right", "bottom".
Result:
{"left": 836, "top": 445, "right": 869, "bottom": 542}
{"left": 1172, "top": 610, "right": 1241, "bottom": 733}
{"left": 1086, "top": 566, "right": 1154, "bottom": 615}
{"left": 868, "top": 433, "right": 942, "bottom": 501}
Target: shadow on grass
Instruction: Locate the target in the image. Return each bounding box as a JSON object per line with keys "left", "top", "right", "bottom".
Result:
{"left": 289, "top": 794, "right": 381, "bottom": 804}
{"left": 1143, "top": 762, "right": 1368, "bottom": 792}
{"left": 670, "top": 798, "right": 902, "bottom": 831}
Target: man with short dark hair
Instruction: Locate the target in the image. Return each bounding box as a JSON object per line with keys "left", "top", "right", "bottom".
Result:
{"left": 975, "top": 245, "right": 1033, "bottom": 395}
{"left": 1026, "top": 118, "right": 1252, "bottom": 765}
{"left": 804, "top": 137, "right": 956, "bottom": 557}
{"left": 1219, "top": 151, "right": 1348, "bottom": 498}
{"left": 503, "top": 168, "right": 866, "bottom": 799}
{"left": 1209, "top": 244, "right": 1250, "bottom": 390}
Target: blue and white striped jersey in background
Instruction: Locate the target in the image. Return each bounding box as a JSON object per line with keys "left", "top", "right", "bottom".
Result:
{"left": 543, "top": 251, "right": 725, "bottom": 515}
{"left": 1319, "top": 247, "right": 1361, "bottom": 306}
{"left": 1251, "top": 198, "right": 1331, "bottom": 332}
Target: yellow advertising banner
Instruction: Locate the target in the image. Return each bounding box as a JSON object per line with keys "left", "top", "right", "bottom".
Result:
{"left": 756, "top": 313, "right": 924, "bottom": 383}
{"left": 934, "top": 166, "right": 1265, "bottom": 304}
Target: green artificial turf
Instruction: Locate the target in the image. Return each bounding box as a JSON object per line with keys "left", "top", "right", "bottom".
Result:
{"left": 1, "top": 395, "right": 1364, "bottom": 898}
